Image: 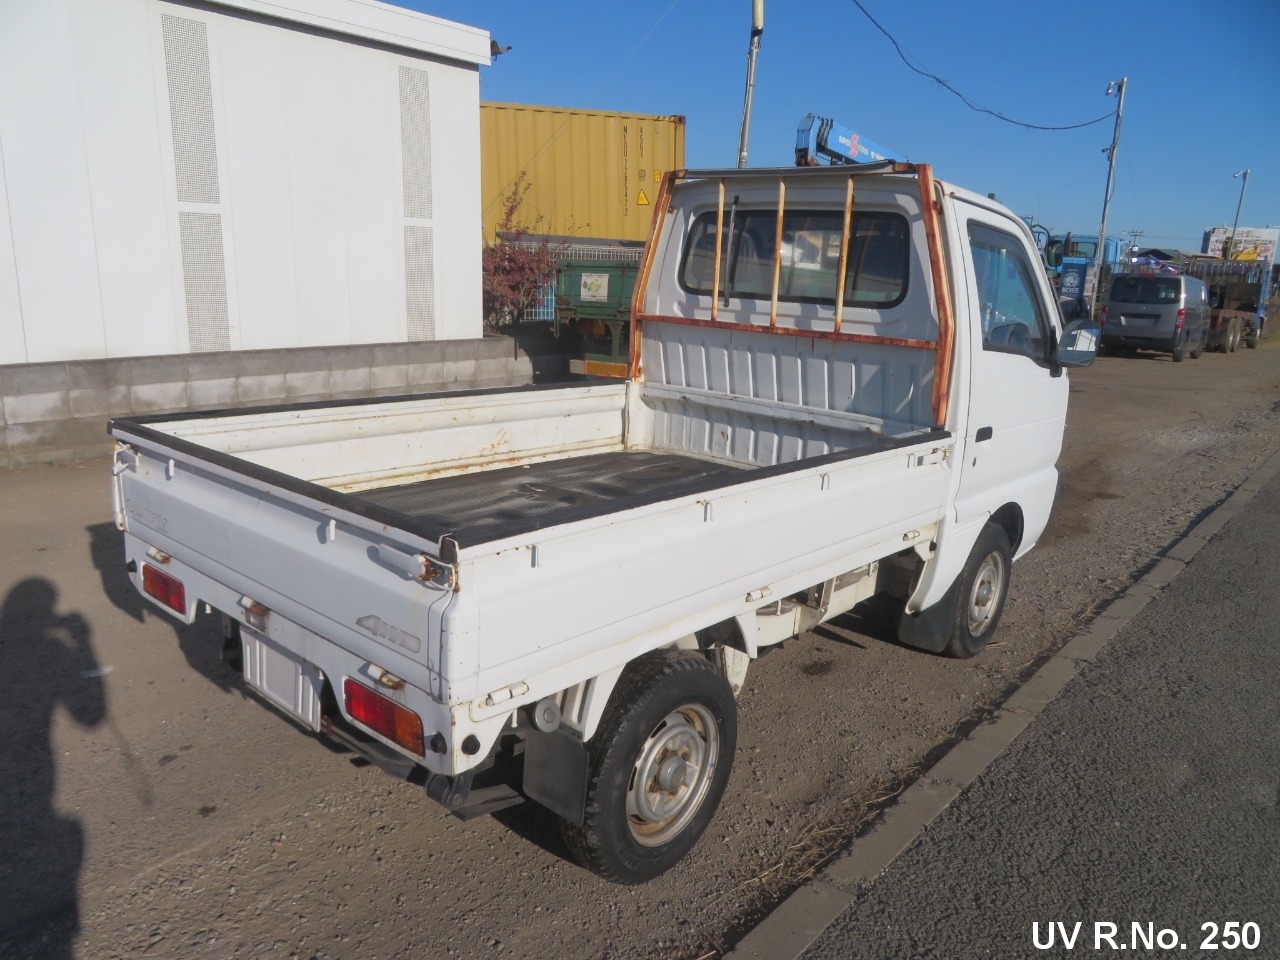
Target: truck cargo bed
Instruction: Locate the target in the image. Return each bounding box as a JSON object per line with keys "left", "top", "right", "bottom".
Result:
{"left": 357, "top": 450, "right": 746, "bottom": 537}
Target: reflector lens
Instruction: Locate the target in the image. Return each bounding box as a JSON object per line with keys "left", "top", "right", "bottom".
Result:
{"left": 344, "top": 678, "right": 425, "bottom": 756}
{"left": 1175, "top": 308, "right": 1185, "bottom": 330}
{"left": 141, "top": 563, "right": 186, "bottom": 614}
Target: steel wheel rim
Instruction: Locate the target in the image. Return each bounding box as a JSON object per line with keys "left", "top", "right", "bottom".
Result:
{"left": 626, "top": 703, "right": 719, "bottom": 847}
{"left": 967, "top": 551, "right": 1006, "bottom": 637}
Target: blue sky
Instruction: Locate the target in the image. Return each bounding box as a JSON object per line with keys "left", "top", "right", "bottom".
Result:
{"left": 405, "top": 0, "right": 1278, "bottom": 251}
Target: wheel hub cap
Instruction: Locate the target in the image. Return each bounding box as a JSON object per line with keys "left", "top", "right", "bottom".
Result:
{"left": 967, "top": 552, "right": 1006, "bottom": 637}
{"left": 626, "top": 704, "right": 719, "bottom": 847}
{"left": 657, "top": 754, "right": 689, "bottom": 792}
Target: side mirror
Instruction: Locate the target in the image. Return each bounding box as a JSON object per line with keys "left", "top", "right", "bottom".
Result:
{"left": 1056, "top": 318, "right": 1101, "bottom": 368}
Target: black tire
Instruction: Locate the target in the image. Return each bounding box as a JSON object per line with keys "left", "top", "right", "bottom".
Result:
{"left": 944, "top": 524, "right": 1013, "bottom": 659}
{"left": 1229, "top": 322, "right": 1240, "bottom": 353}
{"left": 1171, "top": 333, "right": 1186, "bottom": 362}
{"left": 563, "top": 650, "right": 737, "bottom": 884}
{"left": 1190, "top": 332, "right": 1204, "bottom": 360}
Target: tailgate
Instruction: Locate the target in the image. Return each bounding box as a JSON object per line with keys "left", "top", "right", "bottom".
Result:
{"left": 111, "top": 430, "right": 454, "bottom": 701}
{"left": 1109, "top": 309, "right": 1163, "bottom": 334}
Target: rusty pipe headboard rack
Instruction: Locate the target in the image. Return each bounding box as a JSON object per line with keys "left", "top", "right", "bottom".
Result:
{"left": 627, "top": 163, "right": 957, "bottom": 428}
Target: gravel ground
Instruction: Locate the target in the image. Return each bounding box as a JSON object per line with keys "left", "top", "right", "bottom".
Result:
{"left": 1, "top": 341, "right": 1278, "bottom": 960}
{"left": 801, "top": 430, "right": 1280, "bottom": 960}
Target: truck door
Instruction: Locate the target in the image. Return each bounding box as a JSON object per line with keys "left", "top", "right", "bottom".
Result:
{"left": 952, "top": 202, "right": 1068, "bottom": 552}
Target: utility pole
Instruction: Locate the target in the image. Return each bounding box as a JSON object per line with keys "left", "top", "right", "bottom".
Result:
{"left": 1092, "top": 77, "right": 1126, "bottom": 313}
{"left": 736, "top": 0, "right": 764, "bottom": 168}
{"left": 1227, "top": 169, "right": 1250, "bottom": 259}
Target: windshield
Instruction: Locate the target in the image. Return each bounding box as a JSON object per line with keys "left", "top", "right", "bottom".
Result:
{"left": 1046, "top": 238, "right": 1097, "bottom": 266}
{"left": 1109, "top": 275, "right": 1180, "bottom": 305}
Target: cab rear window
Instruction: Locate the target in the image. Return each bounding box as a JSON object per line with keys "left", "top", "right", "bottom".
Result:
{"left": 1109, "top": 276, "right": 1181, "bottom": 304}
{"left": 679, "top": 209, "right": 909, "bottom": 308}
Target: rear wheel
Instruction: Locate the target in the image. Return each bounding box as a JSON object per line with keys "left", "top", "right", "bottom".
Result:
{"left": 1229, "top": 321, "right": 1240, "bottom": 352}
{"left": 563, "top": 650, "right": 736, "bottom": 884}
{"left": 1171, "top": 333, "right": 1187, "bottom": 362}
{"left": 1190, "top": 332, "right": 1205, "bottom": 359}
{"left": 944, "top": 524, "right": 1013, "bottom": 659}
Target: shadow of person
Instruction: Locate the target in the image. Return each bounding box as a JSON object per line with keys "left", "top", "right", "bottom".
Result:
{"left": 0, "top": 579, "right": 107, "bottom": 959}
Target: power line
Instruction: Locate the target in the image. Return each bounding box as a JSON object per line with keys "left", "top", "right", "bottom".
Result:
{"left": 848, "top": 0, "right": 1116, "bottom": 132}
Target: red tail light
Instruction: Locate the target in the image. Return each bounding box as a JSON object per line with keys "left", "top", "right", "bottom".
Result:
{"left": 344, "top": 678, "right": 425, "bottom": 756}
{"left": 142, "top": 563, "right": 186, "bottom": 614}
{"left": 1175, "top": 308, "right": 1185, "bottom": 330}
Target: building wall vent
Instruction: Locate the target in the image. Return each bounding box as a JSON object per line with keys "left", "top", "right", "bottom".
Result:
{"left": 161, "top": 14, "right": 220, "bottom": 205}
{"left": 178, "top": 212, "right": 232, "bottom": 352}
{"left": 399, "top": 66, "right": 433, "bottom": 221}
{"left": 161, "top": 14, "right": 230, "bottom": 352}
{"left": 400, "top": 66, "right": 436, "bottom": 340}
{"left": 404, "top": 224, "right": 436, "bottom": 342}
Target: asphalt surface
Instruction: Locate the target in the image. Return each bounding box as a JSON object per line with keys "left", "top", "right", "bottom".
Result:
{"left": 776, "top": 459, "right": 1280, "bottom": 958}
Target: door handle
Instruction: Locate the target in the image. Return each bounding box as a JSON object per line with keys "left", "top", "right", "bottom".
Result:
{"left": 975, "top": 426, "right": 993, "bottom": 442}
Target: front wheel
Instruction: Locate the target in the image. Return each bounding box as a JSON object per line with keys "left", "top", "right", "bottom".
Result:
{"left": 562, "top": 650, "right": 737, "bottom": 884}
{"left": 1229, "top": 321, "right": 1240, "bottom": 353}
{"left": 944, "top": 524, "right": 1013, "bottom": 659}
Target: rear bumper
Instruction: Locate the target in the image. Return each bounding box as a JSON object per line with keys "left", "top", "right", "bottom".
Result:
{"left": 121, "top": 531, "right": 472, "bottom": 778}
{"left": 1100, "top": 329, "right": 1179, "bottom": 352}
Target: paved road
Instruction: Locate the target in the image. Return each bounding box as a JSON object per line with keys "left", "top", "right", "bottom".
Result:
{"left": 796, "top": 465, "right": 1280, "bottom": 958}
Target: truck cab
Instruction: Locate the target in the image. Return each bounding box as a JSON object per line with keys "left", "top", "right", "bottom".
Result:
{"left": 1046, "top": 234, "right": 1127, "bottom": 315}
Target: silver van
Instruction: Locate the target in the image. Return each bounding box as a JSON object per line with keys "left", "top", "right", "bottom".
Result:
{"left": 1101, "top": 273, "right": 1210, "bottom": 362}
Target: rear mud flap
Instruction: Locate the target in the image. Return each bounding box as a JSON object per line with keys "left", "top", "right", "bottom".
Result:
{"left": 895, "top": 575, "right": 961, "bottom": 654}
{"left": 522, "top": 728, "right": 589, "bottom": 826}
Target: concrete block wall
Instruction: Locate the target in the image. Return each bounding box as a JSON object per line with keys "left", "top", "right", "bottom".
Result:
{"left": 0, "top": 335, "right": 571, "bottom": 468}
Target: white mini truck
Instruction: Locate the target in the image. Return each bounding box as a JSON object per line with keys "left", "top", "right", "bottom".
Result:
{"left": 110, "top": 164, "right": 1098, "bottom": 883}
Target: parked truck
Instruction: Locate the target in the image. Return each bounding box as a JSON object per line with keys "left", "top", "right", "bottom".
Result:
{"left": 1184, "top": 257, "right": 1273, "bottom": 351}
{"left": 554, "top": 248, "right": 643, "bottom": 377}
{"left": 1045, "top": 233, "right": 1127, "bottom": 316}
{"left": 108, "top": 163, "right": 1099, "bottom": 884}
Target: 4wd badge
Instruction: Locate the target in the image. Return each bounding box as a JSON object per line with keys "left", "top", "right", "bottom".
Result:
{"left": 356, "top": 615, "right": 421, "bottom": 653}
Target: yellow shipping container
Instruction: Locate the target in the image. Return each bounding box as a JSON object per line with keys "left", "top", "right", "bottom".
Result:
{"left": 479, "top": 102, "right": 685, "bottom": 243}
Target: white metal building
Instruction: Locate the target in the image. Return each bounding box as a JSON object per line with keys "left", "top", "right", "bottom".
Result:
{"left": 0, "top": 0, "right": 490, "bottom": 365}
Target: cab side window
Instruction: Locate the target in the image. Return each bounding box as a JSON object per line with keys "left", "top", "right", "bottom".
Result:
{"left": 968, "top": 223, "right": 1051, "bottom": 361}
